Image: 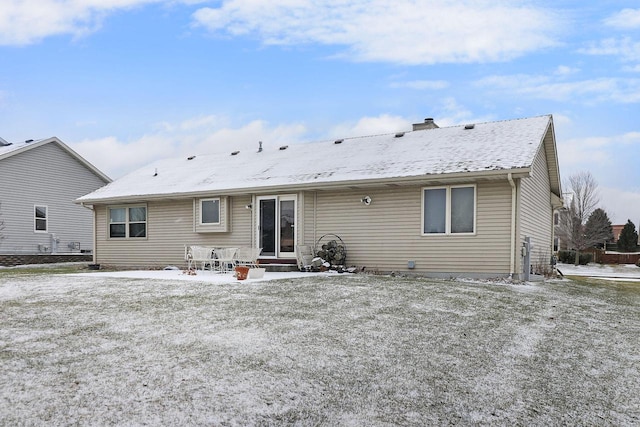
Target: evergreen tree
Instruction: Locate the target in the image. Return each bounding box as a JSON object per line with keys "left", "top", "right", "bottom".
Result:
{"left": 617, "top": 220, "right": 639, "bottom": 252}
{"left": 584, "top": 208, "right": 614, "bottom": 247}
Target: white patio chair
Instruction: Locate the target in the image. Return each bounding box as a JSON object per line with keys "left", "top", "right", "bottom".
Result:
{"left": 234, "top": 247, "right": 262, "bottom": 268}
{"left": 295, "top": 245, "right": 314, "bottom": 271}
{"left": 188, "top": 246, "right": 215, "bottom": 271}
{"left": 213, "top": 247, "right": 238, "bottom": 273}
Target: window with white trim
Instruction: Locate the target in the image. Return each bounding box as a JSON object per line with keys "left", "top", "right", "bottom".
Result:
{"left": 109, "top": 206, "right": 147, "bottom": 238}
{"left": 34, "top": 205, "right": 48, "bottom": 232}
{"left": 200, "top": 198, "right": 220, "bottom": 225}
{"left": 422, "top": 185, "right": 476, "bottom": 235}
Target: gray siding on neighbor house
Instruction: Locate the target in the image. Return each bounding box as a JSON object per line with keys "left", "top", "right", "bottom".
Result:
{"left": 94, "top": 195, "right": 254, "bottom": 267}
{"left": 519, "top": 143, "right": 554, "bottom": 272}
{"left": 300, "top": 180, "right": 513, "bottom": 275}
{"left": 0, "top": 143, "right": 108, "bottom": 254}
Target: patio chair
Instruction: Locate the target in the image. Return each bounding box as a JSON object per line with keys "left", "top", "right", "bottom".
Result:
{"left": 295, "top": 245, "right": 315, "bottom": 271}
{"left": 213, "top": 247, "right": 238, "bottom": 273}
{"left": 187, "top": 245, "right": 214, "bottom": 271}
{"left": 234, "top": 247, "right": 262, "bottom": 268}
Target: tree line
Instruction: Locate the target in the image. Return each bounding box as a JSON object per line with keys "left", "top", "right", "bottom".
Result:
{"left": 555, "top": 171, "right": 639, "bottom": 265}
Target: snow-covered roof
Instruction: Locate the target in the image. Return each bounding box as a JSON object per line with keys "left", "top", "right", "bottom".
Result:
{"left": 0, "top": 137, "right": 111, "bottom": 183}
{"left": 77, "top": 115, "right": 556, "bottom": 203}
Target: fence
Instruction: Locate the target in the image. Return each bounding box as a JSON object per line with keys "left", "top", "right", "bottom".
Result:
{"left": 586, "top": 248, "right": 640, "bottom": 265}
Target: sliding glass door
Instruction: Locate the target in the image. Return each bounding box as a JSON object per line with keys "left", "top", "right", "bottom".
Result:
{"left": 257, "top": 195, "right": 296, "bottom": 258}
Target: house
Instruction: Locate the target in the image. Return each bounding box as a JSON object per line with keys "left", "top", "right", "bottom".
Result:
{"left": 0, "top": 137, "right": 111, "bottom": 264}
{"left": 76, "top": 115, "right": 562, "bottom": 279}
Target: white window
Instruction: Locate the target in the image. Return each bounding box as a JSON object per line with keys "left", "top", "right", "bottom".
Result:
{"left": 194, "top": 196, "right": 229, "bottom": 233}
{"left": 34, "top": 205, "right": 48, "bottom": 232}
{"left": 109, "top": 206, "right": 147, "bottom": 238}
{"left": 200, "top": 198, "right": 220, "bottom": 225}
{"left": 422, "top": 185, "right": 476, "bottom": 235}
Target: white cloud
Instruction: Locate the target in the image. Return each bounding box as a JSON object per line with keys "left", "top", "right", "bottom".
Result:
{"left": 0, "top": 0, "right": 165, "bottom": 45}
{"left": 476, "top": 74, "right": 640, "bottom": 104}
{"left": 604, "top": 8, "right": 640, "bottom": 30}
{"left": 557, "top": 131, "right": 640, "bottom": 224}
{"left": 70, "top": 116, "right": 308, "bottom": 179}
{"left": 580, "top": 37, "right": 640, "bottom": 62}
{"left": 389, "top": 80, "right": 449, "bottom": 90}
{"left": 0, "top": 0, "right": 205, "bottom": 45}
{"left": 559, "top": 131, "right": 640, "bottom": 168}
{"left": 192, "top": 0, "right": 560, "bottom": 65}
{"left": 599, "top": 187, "right": 640, "bottom": 225}
{"left": 554, "top": 65, "right": 580, "bottom": 76}
{"left": 327, "top": 114, "right": 411, "bottom": 140}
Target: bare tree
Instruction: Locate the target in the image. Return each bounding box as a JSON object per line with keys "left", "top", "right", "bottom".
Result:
{"left": 556, "top": 171, "right": 602, "bottom": 265}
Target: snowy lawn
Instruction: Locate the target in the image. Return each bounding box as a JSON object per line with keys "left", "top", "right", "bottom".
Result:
{"left": 1, "top": 269, "right": 639, "bottom": 426}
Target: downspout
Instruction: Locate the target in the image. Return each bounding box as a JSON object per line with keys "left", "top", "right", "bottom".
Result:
{"left": 508, "top": 173, "right": 517, "bottom": 278}
{"left": 80, "top": 202, "right": 97, "bottom": 264}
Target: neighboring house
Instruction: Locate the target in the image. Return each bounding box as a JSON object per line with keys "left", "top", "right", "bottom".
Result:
{"left": 77, "top": 115, "right": 562, "bottom": 279}
{"left": 611, "top": 224, "right": 625, "bottom": 242}
{"left": 0, "top": 137, "right": 111, "bottom": 258}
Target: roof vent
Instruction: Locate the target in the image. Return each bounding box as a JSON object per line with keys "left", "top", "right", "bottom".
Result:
{"left": 464, "top": 124, "right": 475, "bottom": 130}
{"left": 187, "top": 155, "right": 196, "bottom": 160}
{"left": 0, "top": 137, "right": 11, "bottom": 146}
{"left": 258, "top": 141, "right": 263, "bottom": 153}
{"left": 279, "top": 145, "right": 288, "bottom": 150}
{"left": 25, "top": 139, "right": 34, "bottom": 143}
{"left": 412, "top": 118, "right": 439, "bottom": 131}
{"left": 334, "top": 139, "right": 343, "bottom": 144}
{"left": 395, "top": 132, "right": 405, "bottom": 138}
{"left": 231, "top": 151, "right": 240, "bottom": 156}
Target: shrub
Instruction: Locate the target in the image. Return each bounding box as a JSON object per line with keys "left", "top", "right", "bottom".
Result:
{"left": 557, "top": 250, "right": 592, "bottom": 265}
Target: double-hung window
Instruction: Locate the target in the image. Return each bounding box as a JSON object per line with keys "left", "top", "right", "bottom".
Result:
{"left": 422, "top": 185, "right": 476, "bottom": 235}
{"left": 34, "top": 205, "right": 48, "bottom": 232}
{"left": 109, "top": 206, "right": 147, "bottom": 238}
{"left": 200, "top": 198, "right": 220, "bottom": 225}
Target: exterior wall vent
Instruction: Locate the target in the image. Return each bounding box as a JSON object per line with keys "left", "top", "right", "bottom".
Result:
{"left": 464, "top": 124, "right": 475, "bottom": 130}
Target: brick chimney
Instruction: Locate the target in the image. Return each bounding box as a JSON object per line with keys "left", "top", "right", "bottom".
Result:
{"left": 412, "top": 118, "right": 439, "bottom": 131}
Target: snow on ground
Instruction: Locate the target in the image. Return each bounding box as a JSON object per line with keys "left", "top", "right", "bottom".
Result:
{"left": 1, "top": 269, "right": 639, "bottom": 425}
{"left": 557, "top": 262, "right": 640, "bottom": 281}
{"left": 73, "top": 267, "right": 341, "bottom": 284}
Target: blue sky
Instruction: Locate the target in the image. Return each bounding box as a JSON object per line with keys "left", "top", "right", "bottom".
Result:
{"left": 1, "top": 0, "right": 639, "bottom": 224}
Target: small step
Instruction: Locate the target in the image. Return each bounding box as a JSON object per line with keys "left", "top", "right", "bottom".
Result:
{"left": 262, "top": 264, "right": 299, "bottom": 272}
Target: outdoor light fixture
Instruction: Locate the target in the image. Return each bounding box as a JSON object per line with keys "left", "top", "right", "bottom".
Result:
{"left": 361, "top": 196, "right": 372, "bottom": 206}
{"left": 245, "top": 204, "right": 252, "bottom": 210}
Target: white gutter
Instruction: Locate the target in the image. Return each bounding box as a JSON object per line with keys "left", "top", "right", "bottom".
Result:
{"left": 508, "top": 173, "right": 517, "bottom": 278}
{"left": 80, "top": 202, "right": 97, "bottom": 264}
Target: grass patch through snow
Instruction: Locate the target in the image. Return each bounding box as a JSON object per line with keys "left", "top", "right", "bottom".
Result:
{"left": 1, "top": 273, "right": 639, "bottom": 425}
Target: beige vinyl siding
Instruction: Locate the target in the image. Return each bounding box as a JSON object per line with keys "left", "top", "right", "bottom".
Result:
{"left": 301, "top": 191, "right": 317, "bottom": 248}
{"left": 94, "top": 195, "right": 253, "bottom": 267}
{"left": 0, "top": 142, "right": 108, "bottom": 254}
{"left": 519, "top": 143, "right": 554, "bottom": 270}
{"left": 303, "top": 181, "right": 513, "bottom": 275}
